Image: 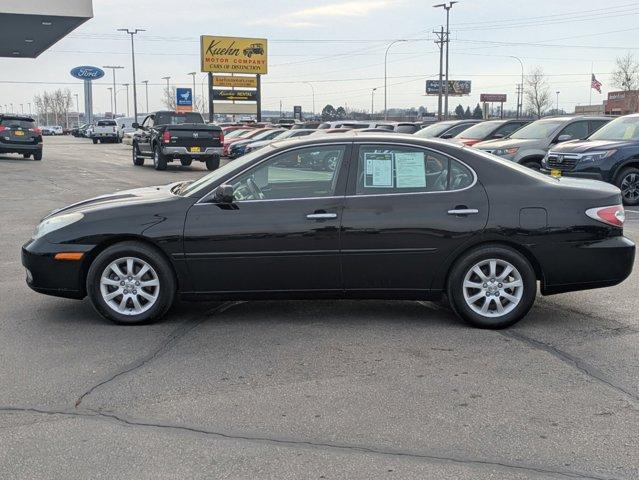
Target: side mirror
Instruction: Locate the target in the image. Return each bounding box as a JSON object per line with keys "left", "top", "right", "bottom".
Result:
{"left": 557, "top": 134, "right": 572, "bottom": 142}
{"left": 132, "top": 122, "right": 140, "bottom": 129}
{"left": 214, "top": 184, "right": 234, "bottom": 203}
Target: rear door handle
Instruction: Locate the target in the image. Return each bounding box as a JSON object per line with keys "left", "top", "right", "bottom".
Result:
{"left": 306, "top": 213, "right": 338, "bottom": 220}
{"left": 448, "top": 208, "right": 479, "bottom": 216}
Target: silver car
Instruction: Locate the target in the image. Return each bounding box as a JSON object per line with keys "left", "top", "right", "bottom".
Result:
{"left": 474, "top": 116, "right": 610, "bottom": 169}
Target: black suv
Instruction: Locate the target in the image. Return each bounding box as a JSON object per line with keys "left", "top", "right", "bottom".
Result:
{"left": 542, "top": 114, "right": 639, "bottom": 205}
{"left": 0, "top": 115, "right": 43, "bottom": 160}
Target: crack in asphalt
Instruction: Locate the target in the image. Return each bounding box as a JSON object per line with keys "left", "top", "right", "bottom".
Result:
{"left": 0, "top": 405, "right": 622, "bottom": 480}
{"left": 501, "top": 330, "right": 639, "bottom": 408}
{"left": 74, "top": 301, "right": 240, "bottom": 408}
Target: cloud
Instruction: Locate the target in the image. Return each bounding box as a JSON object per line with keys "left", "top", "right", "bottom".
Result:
{"left": 249, "top": 0, "right": 397, "bottom": 28}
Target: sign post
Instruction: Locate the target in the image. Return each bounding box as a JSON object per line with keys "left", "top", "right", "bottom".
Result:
{"left": 70, "top": 66, "right": 105, "bottom": 125}
{"left": 480, "top": 94, "right": 507, "bottom": 119}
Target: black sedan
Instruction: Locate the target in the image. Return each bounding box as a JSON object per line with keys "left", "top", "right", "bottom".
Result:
{"left": 22, "top": 133, "right": 635, "bottom": 329}
{"left": 542, "top": 114, "right": 639, "bottom": 205}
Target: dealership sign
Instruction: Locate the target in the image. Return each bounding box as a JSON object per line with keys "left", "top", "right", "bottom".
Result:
{"left": 212, "top": 89, "right": 257, "bottom": 102}
{"left": 201, "top": 36, "right": 268, "bottom": 74}
{"left": 480, "top": 93, "right": 507, "bottom": 103}
{"left": 425, "top": 80, "right": 471, "bottom": 96}
{"left": 70, "top": 66, "right": 105, "bottom": 81}
{"left": 176, "top": 87, "right": 193, "bottom": 112}
{"left": 213, "top": 76, "right": 258, "bottom": 88}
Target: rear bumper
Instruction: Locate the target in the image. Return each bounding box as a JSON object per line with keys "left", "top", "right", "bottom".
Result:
{"left": 0, "top": 143, "right": 42, "bottom": 154}
{"left": 536, "top": 235, "right": 635, "bottom": 295}
{"left": 21, "top": 239, "right": 90, "bottom": 300}
{"left": 162, "top": 146, "right": 222, "bottom": 157}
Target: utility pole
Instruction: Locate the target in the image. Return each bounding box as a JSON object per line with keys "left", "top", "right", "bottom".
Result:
{"left": 304, "top": 82, "right": 315, "bottom": 119}
{"left": 118, "top": 29, "right": 145, "bottom": 123}
{"left": 371, "top": 88, "right": 377, "bottom": 119}
{"left": 188, "top": 72, "right": 197, "bottom": 112}
{"left": 434, "top": 27, "right": 445, "bottom": 120}
{"left": 162, "top": 76, "right": 171, "bottom": 109}
{"left": 107, "top": 87, "right": 113, "bottom": 117}
{"left": 434, "top": 2, "right": 457, "bottom": 119}
{"left": 556, "top": 91, "right": 560, "bottom": 114}
{"left": 141, "top": 80, "right": 149, "bottom": 114}
{"left": 123, "top": 83, "right": 130, "bottom": 116}
{"left": 103, "top": 65, "right": 123, "bottom": 117}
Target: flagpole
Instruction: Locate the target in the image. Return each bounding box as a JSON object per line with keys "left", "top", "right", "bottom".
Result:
{"left": 589, "top": 62, "right": 593, "bottom": 106}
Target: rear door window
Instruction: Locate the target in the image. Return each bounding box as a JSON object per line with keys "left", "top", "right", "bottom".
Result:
{"left": 558, "top": 121, "right": 589, "bottom": 140}
{"left": 494, "top": 122, "right": 524, "bottom": 138}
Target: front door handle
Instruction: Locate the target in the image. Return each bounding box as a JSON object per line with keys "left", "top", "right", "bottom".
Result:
{"left": 448, "top": 208, "right": 479, "bottom": 216}
{"left": 306, "top": 213, "right": 338, "bottom": 220}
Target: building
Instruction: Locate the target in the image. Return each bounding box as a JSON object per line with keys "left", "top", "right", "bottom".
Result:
{"left": 0, "top": 0, "right": 93, "bottom": 58}
{"left": 574, "top": 103, "right": 606, "bottom": 115}
{"left": 605, "top": 90, "right": 639, "bottom": 115}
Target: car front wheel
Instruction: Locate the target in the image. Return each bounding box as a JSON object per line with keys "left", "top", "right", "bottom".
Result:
{"left": 447, "top": 245, "right": 536, "bottom": 329}
{"left": 86, "top": 241, "right": 176, "bottom": 325}
{"left": 617, "top": 167, "right": 639, "bottom": 206}
{"left": 205, "top": 156, "right": 220, "bottom": 171}
{"left": 132, "top": 143, "right": 144, "bottom": 166}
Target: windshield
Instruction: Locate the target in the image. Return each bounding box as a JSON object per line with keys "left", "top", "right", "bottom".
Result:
{"left": 510, "top": 120, "right": 563, "bottom": 139}
{"left": 588, "top": 116, "right": 639, "bottom": 141}
{"left": 155, "top": 112, "right": 204, "bottom": 125}
{"left": 0, "top": 118, "right": 35, "bottom": 128}
{"left": 180, "top": 147, "right": 271, "bottom": 196}
{"left": 456, "top": 121, "right": 501, "bottom": 139}
{"left": 224, "top": 129, "right": 250, "bottom": 139}
{"left": 252, "top": 129, "right": 282, "bottom": 140}
{"left": 414, "top": 122, "right": 456, "bottom": 138}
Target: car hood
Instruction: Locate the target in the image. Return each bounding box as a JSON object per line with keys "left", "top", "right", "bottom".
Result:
{"left": 474, "top": 138, "right": 541, "bottom": 150}
{"left": 45, "top": 182, "right": 183, "bottom": 219}
{"left": 550, "top": 139, "right": 637, "bottom": 153}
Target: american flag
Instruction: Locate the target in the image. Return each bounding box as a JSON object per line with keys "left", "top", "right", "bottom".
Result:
{"left": 591, "top": 74, "right": 602, "bottom": 93}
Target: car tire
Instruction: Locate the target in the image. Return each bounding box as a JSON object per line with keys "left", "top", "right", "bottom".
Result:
{"left": 132, "top": 143, "right": 144, "bottom": 166}
{"left": 616, "top": 167, "right": 639, "bottom": 206}
{"left": 92, "top": 138, "right": 98, "bottom": 144}
{"left": 180, "top": 159, "right": 193, "bottom": 167}
{"left": 205, "top": 156, "right": 220, "bottom": 171}
{"left": 447, "top": 245, "right": 537, "bottom": 329}
{"left": 33, "top": 151, "right": 42, "bottom": 161}
{"left": 153, "top": 145, "right": 167, "bottom": 171}
{"left": 522, "top": 160, "right": 541, "bottom": 170}
{"left": 86, "top": 241, "right": 176, "bottom": 325}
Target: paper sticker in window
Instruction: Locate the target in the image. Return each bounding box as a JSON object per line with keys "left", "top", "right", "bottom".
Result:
{"left": 364, "top": 153, "right": 393, "bottom": 187}
{"left": 395, "top": 152, "right": 426, "bottom": 188}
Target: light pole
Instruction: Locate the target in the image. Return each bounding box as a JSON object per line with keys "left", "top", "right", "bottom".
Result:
{"left": 107, "top": 87, "right": 114, "bottom": 117}
{"left": 303, "top": 82, "right": 315, "bottom": 119}
{"left": 384, "top": 39, "right": 407, "bottom": 120}
{"left": 123, "top": 83, "right": 130, "bottom": 116}
{"left": 371, "top": 88, "right": 377, "bottom": 120}
{"left": 10, "top": 103, "right": 13, "bottom": 113}
{"left": 162, "top": 76, "right": 171, "bottom": 108}
{"left": 434, "top": 1, "right": 457, "bottom": 119}
{"left": 556, "top": 91, "right": 560, "bottom": 114}
{"left": 188, "top": 72, "right": 197, "bottom": 112}
{"left": 20, "top": 104, "right": 24, "bottom": 114}
{"left": 508, "top": 56, "right": 524, "bottom": 118}
{"left": 74, "top": 94, "right": 79, "bottom": 124}
{"left": 103, "top": 65, "right": 124, "bottom": 117}
{"left": 27, "top": 102, "right": 31, "bottom": 114}
{"left": 118, "top": 28, "right": 145, "bottom": 123}
{"left": 141, "top": 80, "right": 149, "bottom": 114}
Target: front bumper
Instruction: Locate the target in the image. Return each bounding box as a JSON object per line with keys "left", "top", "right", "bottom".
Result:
{"left": 535, "top": 235, "right": 635, "bottom": 295}
{"left": 21, "top": 239, "right": 91, "bottom": 299}
{"left": 162, "top": 146, "right": 222, "bottom": 157}
{"left": 540, "top": 168, "right": 604, "bottom": 181}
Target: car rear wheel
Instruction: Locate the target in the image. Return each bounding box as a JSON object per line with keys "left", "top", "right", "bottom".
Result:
{"left": 617, "top": 167, "right": 639, "bottom": 206}
{"left": 132, "top": 143, "right": 144, "bottom": 166}
{"left": 153, "top": 145, "right": 167, "bottom": 170}
{"left": 205, "top": 156, "right": 220, "bottom": 171}
{"left": 180, "top": 159, "right": 193, "bottom": 167}
{"left": 33, "top": 151, "right": 42, "bottom": 161}
{"left": 447, "top": 245, "right": 536, "bottom": 329}
{"left": 86, "top": 241, "right": 176, "bottom": 325}
{"left": 92, "top": 138, "right": 98, "bottom": 144}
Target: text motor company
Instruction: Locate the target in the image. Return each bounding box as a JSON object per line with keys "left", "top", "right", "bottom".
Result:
{"left": 200, "top": 36, "right": 268, "bottom": 74}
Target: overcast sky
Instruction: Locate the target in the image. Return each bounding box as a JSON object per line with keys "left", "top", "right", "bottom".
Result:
{"left": 1, "top": 0, "right": 638, "bottom": 116}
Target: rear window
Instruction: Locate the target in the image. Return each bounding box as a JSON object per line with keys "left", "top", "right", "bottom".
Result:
{"left": 155, "top": 112, "right": 204, "bottom": 125}
{"left": 0, "top": 118, "right": 35, "bottom": 128}
{"left": 394, "top": 124, "right": 419, "bottom": 134}
{"left": 97, "top": 120, "right": 116, "bottom": 126}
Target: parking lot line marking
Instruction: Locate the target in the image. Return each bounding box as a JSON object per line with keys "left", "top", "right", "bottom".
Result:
{"left": 626, "top": 210, "right": 639, "bottom": 214}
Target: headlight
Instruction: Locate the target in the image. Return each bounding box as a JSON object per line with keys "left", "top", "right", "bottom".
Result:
{"left": 33, "top": 212, "right": 84, "bottom": 240}
{"left": 494, "top": 147, "right": 519, "bottom": 157}
{"left": 580, "top": 150, "right": 617, "bottom": 164}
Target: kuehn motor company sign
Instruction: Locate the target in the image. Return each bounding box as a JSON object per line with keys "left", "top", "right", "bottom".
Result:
{"left": 201, "top": 36, "right": 268, "bottom": 75}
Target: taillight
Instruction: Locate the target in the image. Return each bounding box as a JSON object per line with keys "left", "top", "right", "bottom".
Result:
{"left": 0, "top": 126, "right": 7, "bottom": 132}
{"left": 219, "top": 132, "right": 224, "bottom": 144}
{"left": 30, "top": 128, "right": 42, "bottom": 135}
{"left": 586, "top": 205, "right": 625, "bottom": 227}
{"left": 162, "top": 131, "right": 171, "bottom": 144}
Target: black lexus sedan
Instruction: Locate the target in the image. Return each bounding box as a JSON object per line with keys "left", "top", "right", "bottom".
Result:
{"left": 22, "top": 133, "right": 635, "bottom": 329}
{"left": 542, "top": 114, "right": 639, "bottom": 205}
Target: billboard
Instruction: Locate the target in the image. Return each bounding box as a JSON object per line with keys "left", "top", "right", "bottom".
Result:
{"left": 293, "top": 105, "right": 302, "bottom": 120}
{"left": 212, "top": 89, "right": 257, "bottom": 102}
{"left": 480, "top": 93, "right": 507, "bottom": 103}
{"left": 176, "top": 88, "right": 193, "bottom": 112}
{"left": 426, "top": 80, "right": 471, "bottom": 96}
{"left": 201, "top": 36, "right": 268, "bottom": 74}
{"left": 213, "top": 76, "right": 258, "bottom": 88}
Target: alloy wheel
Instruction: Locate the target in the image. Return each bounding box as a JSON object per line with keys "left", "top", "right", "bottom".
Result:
{"left": 621, "top": 173, "right": 639, "bottom": 202}
{"left": 462, "top": 259, "right": 524, "bottom": 318}
{"left": 99, "top": 257, "right": 160, "bottom": 316}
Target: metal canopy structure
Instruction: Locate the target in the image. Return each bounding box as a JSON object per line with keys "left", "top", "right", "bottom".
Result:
{"left": 0, "top": 0, "right": 93, "bottom": 58}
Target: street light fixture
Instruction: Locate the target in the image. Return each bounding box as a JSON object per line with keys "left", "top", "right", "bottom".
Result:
{"left": 103, "top": 65, "right": 124, "bottom": 117}
{"left": 434, "top": 1, "right": 458, "bottom": 118}
{"left": 384, "top": 39, "right": 407, "bottom": 120}
{"left": 117, "top": 28, "right": 145, "bottom": 123}
{"left": 508, "top": 56, "right": 524, "bottom": 118}
{"left": 141, "top": 80, "right": 149, "bottom": 114}
{"left": 303, "top": 82, "right": 315, "bottom": 119}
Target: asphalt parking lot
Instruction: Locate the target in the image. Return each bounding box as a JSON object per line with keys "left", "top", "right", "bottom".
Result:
{"left": 1, "top": 136, "right": 638, "bottom": 479}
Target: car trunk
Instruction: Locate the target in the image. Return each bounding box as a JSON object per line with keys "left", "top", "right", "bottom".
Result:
{"left": 165, "top": 124, "right": 223, "bottom": 150}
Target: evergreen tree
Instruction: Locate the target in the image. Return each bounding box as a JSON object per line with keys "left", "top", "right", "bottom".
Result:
{"left": 472, "top": 104, "right": 483, "bottom": 119}
{"left": 454, "top": 104, "right": 465, "bottom": 119}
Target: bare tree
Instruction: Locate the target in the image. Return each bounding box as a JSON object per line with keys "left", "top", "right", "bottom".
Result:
{"left": 33, "top": 88, "right": 73, "bottom": 126}
{"left": 525, "top": 67, "right": 552, "bottom": 118}
{"left": 612, "top": 53, "right": 639, "bottom": 91}
{"left": 162, "top": 86, "right": 177, "bottom": 110}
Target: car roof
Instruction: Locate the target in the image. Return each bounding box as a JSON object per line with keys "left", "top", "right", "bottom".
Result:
{"left": 0, "top": 115, "right": 35, "bottom": 122}
{"left": 269, "top": 131, "right": 460, "bottom": 150}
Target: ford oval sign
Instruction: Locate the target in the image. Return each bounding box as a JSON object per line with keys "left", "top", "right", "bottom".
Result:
{"left": 70, "top": 66, "right": 105, "bottom": 81}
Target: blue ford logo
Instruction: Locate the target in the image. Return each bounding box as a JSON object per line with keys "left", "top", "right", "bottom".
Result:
{"left": 70, "top": 66, "right": 105, "bottom": 81}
